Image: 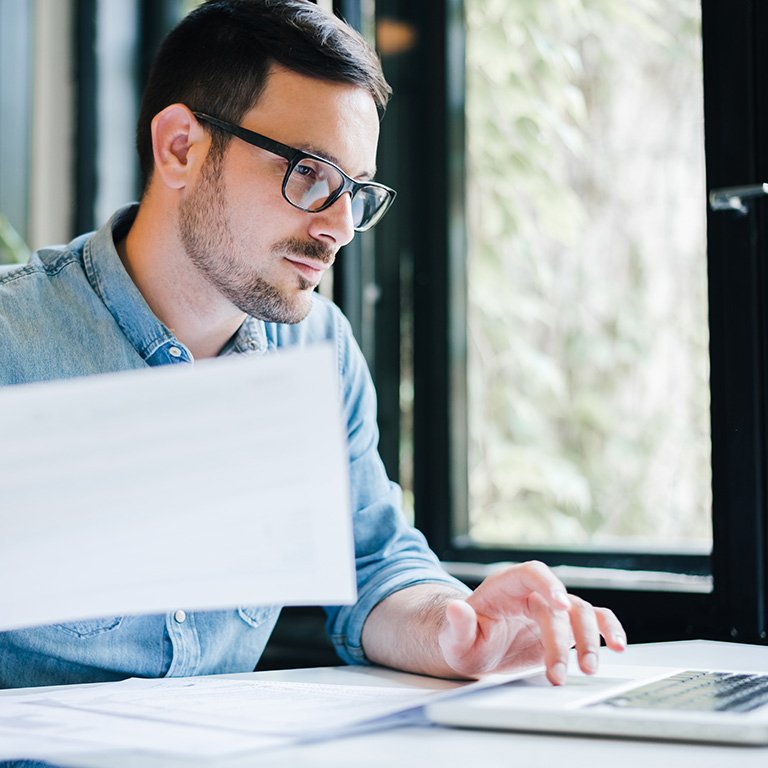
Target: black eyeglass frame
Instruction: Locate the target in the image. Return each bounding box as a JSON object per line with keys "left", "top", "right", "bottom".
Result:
{"left": 193, "top": 112, "right": 396, "bottom": 232}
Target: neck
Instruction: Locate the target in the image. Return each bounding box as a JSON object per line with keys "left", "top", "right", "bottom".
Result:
{"left": 116, "top": 199, "right": 246, "bottom": 360}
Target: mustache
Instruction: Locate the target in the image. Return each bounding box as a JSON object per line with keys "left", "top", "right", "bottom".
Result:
{"left": 275, "top": 238, "right": 335, "bottom": 266}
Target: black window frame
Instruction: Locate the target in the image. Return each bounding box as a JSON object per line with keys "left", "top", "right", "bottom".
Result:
{"left": 372, "top": 0, "right": 768, "bottom": 645}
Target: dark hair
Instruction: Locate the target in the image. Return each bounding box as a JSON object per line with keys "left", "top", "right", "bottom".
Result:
{"left": 136, "top": 0, "right": 391, "bottom": 194}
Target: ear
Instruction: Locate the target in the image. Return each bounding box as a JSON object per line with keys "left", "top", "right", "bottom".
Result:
{"left": 150, "top": 104, "right": 210, "bottom": 191}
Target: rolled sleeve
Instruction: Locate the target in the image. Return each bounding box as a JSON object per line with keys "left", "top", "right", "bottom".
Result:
{"left": 328, "top": 563, "right": 469, "bottom": 665}
{"left": 324, "top": 310, "right": 469, "bottom": 664}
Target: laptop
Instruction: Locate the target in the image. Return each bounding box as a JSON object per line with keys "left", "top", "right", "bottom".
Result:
{"left": 425, "top": 663, "right": 768, "bottom": 745}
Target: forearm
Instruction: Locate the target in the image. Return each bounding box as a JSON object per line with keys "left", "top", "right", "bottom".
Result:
{"left": 360, "top": 583, "right": 470, "bottom": 679}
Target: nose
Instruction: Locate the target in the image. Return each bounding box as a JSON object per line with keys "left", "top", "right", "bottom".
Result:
{"left": 307, "top": 192, "right": 356, "bottom": 248}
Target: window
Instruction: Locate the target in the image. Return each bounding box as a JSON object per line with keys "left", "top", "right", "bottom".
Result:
{"left": 464, "top": 3, "right": 710, "bottom": 556}
{"left": 374, "top": 0, "right": 768, "bottom": 644}
{"left": 75, "top": 0, "right": 198, "bottom": 234}
{"left": 0, "top": 1, "right": 32, "bottom": 264}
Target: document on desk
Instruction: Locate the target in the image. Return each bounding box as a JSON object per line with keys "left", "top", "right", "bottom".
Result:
{"left": 29, "top": 676, "right": 456, "bottom": 737}
{"left": 0, "top": 690, "right": 289, "bottom": 760}
{"left": 0, "top": 343, "right": 356, "bottom": 631}
{"left": 0, "top": 672, "right": 523, "bottom": 762}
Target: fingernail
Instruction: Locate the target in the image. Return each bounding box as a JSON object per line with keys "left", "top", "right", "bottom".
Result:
{"left": 552, "top": 590, "right": 570, "bottom": 609}
{"left": 550, "top": 662, "right": 567, "bottom": 685}
{"left": 613, "top": 633, "right": 627, "bottom": 649}
{"left": 582, "top": 652, "right": 598, "bottom": 674}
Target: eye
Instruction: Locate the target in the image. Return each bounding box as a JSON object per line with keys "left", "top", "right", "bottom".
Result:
{"left": 295, "top": 159, "right": 324, "bottom": 181}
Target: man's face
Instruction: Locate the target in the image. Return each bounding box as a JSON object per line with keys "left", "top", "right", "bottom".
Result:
{"left": 177, "top": 65, "right": 381, "bottom": 324}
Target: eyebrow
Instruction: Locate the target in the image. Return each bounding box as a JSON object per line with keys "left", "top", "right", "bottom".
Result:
{"left": 297, "top": 143, "right": 377, "bottom": 182}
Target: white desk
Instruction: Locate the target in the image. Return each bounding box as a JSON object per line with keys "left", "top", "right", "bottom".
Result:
{"left": 5, "top": 640, "right": 768, "bottom": 767}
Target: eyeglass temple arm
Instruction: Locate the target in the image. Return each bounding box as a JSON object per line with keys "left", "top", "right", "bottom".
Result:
{"left": 193, "top": 112, "right": 297, "bottom": 162}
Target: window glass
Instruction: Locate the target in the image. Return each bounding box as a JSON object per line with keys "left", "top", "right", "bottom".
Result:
{"left": 465, "top": 0, "right": 709, "bottom": 553}
{"left": 0, "top": 0, "right": 32, "bottom": 263}
{"left": 95, "top": 0, "right": 140, "bottom": 224}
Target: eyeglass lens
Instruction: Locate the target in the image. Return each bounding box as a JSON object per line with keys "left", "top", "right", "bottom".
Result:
{"left": 286, "top": 158, "right": 388, "bottom": 230}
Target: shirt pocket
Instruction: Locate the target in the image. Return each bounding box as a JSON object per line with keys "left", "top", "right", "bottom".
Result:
{"left": 237, "top": 606, "right": 278, "bottom": 629}
{"left": 52, "top": 617, "right": 124, "bottom": 638}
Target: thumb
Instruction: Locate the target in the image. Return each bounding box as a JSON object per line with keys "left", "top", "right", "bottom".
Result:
{"left": 439, "top": 599, "right": 478, "bottom": 659}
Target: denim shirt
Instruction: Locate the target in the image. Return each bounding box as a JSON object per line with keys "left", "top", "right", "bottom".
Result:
{"left": 0, "top": 204, "right": 466, "bottom": 688}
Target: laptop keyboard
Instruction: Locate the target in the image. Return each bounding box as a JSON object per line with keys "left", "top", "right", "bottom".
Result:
{"left": 598, "top": 670, "right": 768, "bottom": 713}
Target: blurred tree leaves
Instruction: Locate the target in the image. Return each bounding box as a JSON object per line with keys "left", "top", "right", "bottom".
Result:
{"left": 0, "top": 213, "right": 30, "bottom": 265}
{"left": 466, "top": 0, "right": 710, "bottom": 549}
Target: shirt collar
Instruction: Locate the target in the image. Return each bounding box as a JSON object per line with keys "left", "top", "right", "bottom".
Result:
{"left": 83, "top": 204, "right": 268, "bottom": 364}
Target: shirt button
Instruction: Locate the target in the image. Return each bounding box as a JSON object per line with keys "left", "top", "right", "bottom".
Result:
{"left": 246, "top": 338, "right": 258, "bottom": 350}
{"left": 174, "top": 610, "right": 187, "bottom": 623}
{"left": 169, "top": 346, "right": 182, "bottom": 358}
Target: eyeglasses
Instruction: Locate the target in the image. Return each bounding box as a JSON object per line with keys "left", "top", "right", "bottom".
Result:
{"left": 193, "top": 112, "right": 396, "bottom": 232}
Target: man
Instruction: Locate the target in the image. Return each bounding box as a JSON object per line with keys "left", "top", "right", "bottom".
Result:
{"left": 0, "top": 0, "right": 625, "bottom": 688}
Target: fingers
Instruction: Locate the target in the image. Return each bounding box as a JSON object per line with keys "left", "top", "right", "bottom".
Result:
{"left": 440, "top": 600, "right": 478, "bottom": 654}
{"left": 536, "top": 595, "right": 627, "bottom": 684}
{"left": 438, "top": 600, "right": 481, "bottom": 675}
{"left": 471, "top": 563, "right": 628, "bottom": 685}
{"left": 526, "top": 591, "right": 573, "bottom": 685}
{"left": 528, "top": 594, "right": 597, "bottom": 685}
{"left": 595, "top": 606, "right": 627, "bottom": 652}
{"left": 467, "top": 560, "right": 572, "bottom": 617}
{"left": 439, "top": 562, "right": 627, "bottom": 684}
{"left": 567, "top": 595, "right": 601, "bottom": 676}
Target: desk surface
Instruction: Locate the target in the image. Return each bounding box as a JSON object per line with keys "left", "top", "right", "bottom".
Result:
{"left": 5, "top": 640, "right": 768, "bottom": 768}
{"left": 250, "top": 640, "right": 768, "bottom": 768}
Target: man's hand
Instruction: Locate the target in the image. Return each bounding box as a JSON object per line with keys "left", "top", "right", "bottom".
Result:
{"left": 437, "top": 561, "right": 626, "bottom": 685}
{"left": 361, "top": 561, "right": 626, "bottom": 684}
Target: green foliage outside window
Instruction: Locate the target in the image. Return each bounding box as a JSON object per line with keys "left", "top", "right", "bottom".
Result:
{"left": 0, "top": 213, "right": 30, "bottom": 266}
{"left": 465, "top": 0, "right": 710, "bottom": 550}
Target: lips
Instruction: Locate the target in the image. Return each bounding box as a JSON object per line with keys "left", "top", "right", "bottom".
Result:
{"left": 285, "top": 256, "right": 329, "bottom": 280}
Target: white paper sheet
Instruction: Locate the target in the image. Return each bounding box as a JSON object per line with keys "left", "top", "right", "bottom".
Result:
{"left": 31, "top": 676, "right": 447, "bottom": 737}
{"left": 0, "top": 671, "right": 524, "bottom": 762}
{"left": 0, "top": 343, "right": 356, "bottom": 630}
{"left": 0, "top": 693, "right": 287, "bottom": 760}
